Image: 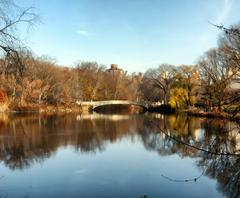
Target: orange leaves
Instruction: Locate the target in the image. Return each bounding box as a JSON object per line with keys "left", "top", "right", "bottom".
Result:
{"left": 0, "top": 89, "right": 6, "bottom": 103}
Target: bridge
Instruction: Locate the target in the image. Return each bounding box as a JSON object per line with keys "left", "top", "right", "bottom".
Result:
{"left": 76, "top": 100, "right": 149, "bottom": 111}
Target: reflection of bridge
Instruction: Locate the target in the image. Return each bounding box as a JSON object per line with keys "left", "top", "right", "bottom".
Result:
{"left": 76, "top": 114, "right": 133, "bottom": 121}
{"left": 76, "top": 100, "right": 148, "bottom": 111}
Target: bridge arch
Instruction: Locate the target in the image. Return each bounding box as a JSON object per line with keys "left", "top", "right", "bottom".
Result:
{"left": 92, "top": 101, "right": 148, "bottom": 112}
{"left": 78, "top": 100, "right": 148, "bottom": 112}
{"left": 76, "top": 100, "right": 148, "bottom": 112}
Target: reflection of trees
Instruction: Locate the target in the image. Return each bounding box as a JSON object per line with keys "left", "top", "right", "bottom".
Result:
{"left": 0, "top": 113, "right": 239, "bottom": 197}
{"left": 196, "top": 120, "right": 240, "bottom": 198}
{"left": 0, "top": 114, "right": 145, "bottom": 169}
{"left": 74, "top": 114, "right": 144, "bottom": 152}
{"left": 0, "top": 145, "right": 51, "bottom": 170}
{"left": 198, "top": 154, "right": 240, "bottom": 198}
{"left": 139, "top": 114, "right": 202, "bottom": 157}
{"left": 145, "top": 121, "right": 240, "bottom": 198}
{"left": 140, "top": 115, "right": 240, "bottom": 198}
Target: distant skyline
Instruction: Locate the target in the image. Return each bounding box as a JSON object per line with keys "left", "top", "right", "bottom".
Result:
{"left": 17, "top": 0, "right": 240, "bottom": 73}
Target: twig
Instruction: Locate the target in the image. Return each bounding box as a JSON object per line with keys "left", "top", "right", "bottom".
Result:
{"left": 161, "top": 170, "right": 204, "bottom": 183}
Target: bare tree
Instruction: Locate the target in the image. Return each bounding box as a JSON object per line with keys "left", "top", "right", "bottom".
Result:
{"left": 0, "top": 0, "right": 38, "bottom": 77}
{"left": 146, "top": 64, "right": 176, "bottom": 104}
{"left": 198, "top": 23, "right": 240, "bottom": 112}
{"left": 198, "top": 48, "right": 235, "bottom": 111}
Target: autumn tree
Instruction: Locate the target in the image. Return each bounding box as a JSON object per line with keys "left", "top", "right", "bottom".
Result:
{"left": 103, "top": 71, "right": 129, "bottom": 100}
{"left": 172, "top": 65, "right": 200, "bottom": 107}
{"left": 129, "top": 73, "right": 143, "bottom": 101}
{"left": 169, "top": 87, "right": 190, "bottom": 109}
{"left": 76, "top": 61, "right": 106, "bottom": 101}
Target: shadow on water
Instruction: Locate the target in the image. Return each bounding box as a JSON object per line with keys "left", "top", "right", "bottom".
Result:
{"left": 0, "top": 113, "right": 239, "bottom": 197}
{"left": 93, "top": 104, "right": 146, "bottom": 114}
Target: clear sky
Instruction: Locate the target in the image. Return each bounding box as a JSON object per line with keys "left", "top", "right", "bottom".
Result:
{"left": 17, "top": 0, "right": 240, "bottom": 73}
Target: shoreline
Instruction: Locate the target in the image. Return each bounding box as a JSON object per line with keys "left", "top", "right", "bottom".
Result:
{"left": 179, "top": 109, "right": 240, "bottom": 122}
{"left": 0, "top": 104, "right": 87, "bottom": 115}
{"left": 1, "top": 104, "right": 239, "bottom": 122}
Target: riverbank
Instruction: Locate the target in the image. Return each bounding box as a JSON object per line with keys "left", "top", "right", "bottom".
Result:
{"left": 1, "top": 103, "right": 145, "bottom": 115}
{"left": 180, "top": 108, "right": 240, "bottom": 121}
{"left": 0, "top": 104, "right": 89, "bottom": 115}
{"left": 1, "top": 103, "right": 239, "bottom": 121}
{"left": 147, "top": 105, "right": 240, "bottom": 121}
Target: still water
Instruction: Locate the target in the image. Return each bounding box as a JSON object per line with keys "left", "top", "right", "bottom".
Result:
{"left": 0, "top": 113, "right": 239, "bottom": 198}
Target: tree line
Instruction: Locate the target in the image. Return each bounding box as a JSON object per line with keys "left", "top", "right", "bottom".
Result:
{"left": 0, "top": 56, "right": 143, "bottom": 107}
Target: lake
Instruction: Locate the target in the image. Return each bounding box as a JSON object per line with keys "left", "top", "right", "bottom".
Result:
{"left": 0, "top": 113, "right": 239, "bottom": 198}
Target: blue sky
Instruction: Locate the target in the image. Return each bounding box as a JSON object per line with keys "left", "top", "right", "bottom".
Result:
{"left": 17, "top": 0, "right": 240, "bottom": 73}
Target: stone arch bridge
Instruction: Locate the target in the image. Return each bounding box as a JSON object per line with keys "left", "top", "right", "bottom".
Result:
{"left": 77, "top": 100, "right": 149, "bottom": 112}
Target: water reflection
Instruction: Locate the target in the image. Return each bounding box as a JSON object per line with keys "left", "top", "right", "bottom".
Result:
{"left": 0, "top": 113, "right": 239, "bottom": 197}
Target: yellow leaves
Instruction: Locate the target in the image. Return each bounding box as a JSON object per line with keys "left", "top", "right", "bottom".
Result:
{"left": 169, "top": 88, "right": 187, "bottom": 108}
{"left": 169, "top": 87, "right": 196, "bottom": 109}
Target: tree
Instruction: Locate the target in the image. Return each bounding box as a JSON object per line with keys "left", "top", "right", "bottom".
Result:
{"left": 145, "top": 64, "right": 176, "bottom": 104}
{"left": 217, "top": 24, "right": 240, "bottom": 113}
{"left": 169, "top": 87, "right": 195, "bottom": 109}
{"left": 198, "top": 23, "right": 240, "bottom": 113}
{"left": 76, "top": 61, "right": 106, "bottom": 101}
{"left": 198, "top": 47, "right": 234, "bottom": 111}
{"left": 0, "top": 0, "right": 38, "bottom": 77}
{"left": 173, "top": 65, "right": 200, "bottom": 107}
{"left": 140, "top": 74, "right": 162, "bottom": 102}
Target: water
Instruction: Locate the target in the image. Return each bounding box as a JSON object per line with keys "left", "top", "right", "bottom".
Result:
{"left": 0, "top": 113, "right": 239, "bottom": 198}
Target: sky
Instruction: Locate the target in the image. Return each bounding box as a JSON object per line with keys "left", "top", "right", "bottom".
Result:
{"left": 17, "top": 0, "right": 240, "bottom": 73}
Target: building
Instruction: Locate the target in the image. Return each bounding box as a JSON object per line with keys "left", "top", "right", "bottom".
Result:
{"left": 106, "top": 64, "right": 125, "bottom": 75}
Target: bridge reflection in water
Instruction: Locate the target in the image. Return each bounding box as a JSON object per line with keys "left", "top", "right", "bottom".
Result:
{"left": 0, "top": 113, "right": 239, "bottom": 198}
{"left": 76, "top": 114, "right": 132, "bottom": 121}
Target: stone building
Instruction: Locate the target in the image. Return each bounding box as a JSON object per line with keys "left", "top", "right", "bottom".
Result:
{"left": 106, "top": 64, "right": 125, "bottom": 75}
